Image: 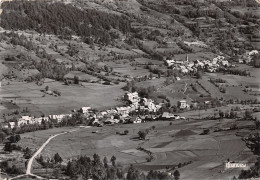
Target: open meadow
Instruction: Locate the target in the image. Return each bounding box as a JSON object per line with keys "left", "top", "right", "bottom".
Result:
{"left": 0, "top": 81, "right": 126, "bottom": 118}
{"left": 15, "top": 117, "right": 256, "bottom": 180}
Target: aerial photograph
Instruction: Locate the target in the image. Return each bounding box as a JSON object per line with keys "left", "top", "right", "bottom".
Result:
{"left": 0, "top": 0, "right": 259, "bottom": 179}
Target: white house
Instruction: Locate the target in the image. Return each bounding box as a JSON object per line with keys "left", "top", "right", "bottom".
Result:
{"left": 165, "top": 59, "right": 175, "bottom": 66}
{"left": 180, "top": 66, "right": 189, "bottom": 74}
{"left": 19, "top": 116, "right": 33, "bottom": 124}
{"left": 8, "top": 122, "right": 16, "bottom": 129}
{"left": 17, "top": 119, "right": 28, "bottom": 127}
{"left": 212, "top": 58, "right": 218, "bottom": 64}
{"left": 178, "top": 100, "right": 189, "bottom": 109}
{"left": 116, "top": 106, "right": 130, "bottom": 115}
{"left": 49, "top": 114, "right": 72, "bottom": 123}
{"left": 144, "top": 99, "right": 156, "bottom": 112}
{"left": 101, "top": 111, "right": 108, "bottom": 116}
{"left": 221, "top": 60, "right": 229, "bottom": 66}
{"left": 133, "top": 117, "right": 142, "bottom": 123}
{"left": 124, "top": 92, "right": 140, "bottom": 103}
{"left": 80, "top": 107, "right": 91, "bottom": 113}
{"left": 34, "top": 117, "right": 46, "bottom": 124}
{"left": 248, "top": 50, "right": 258, "bottom": 56}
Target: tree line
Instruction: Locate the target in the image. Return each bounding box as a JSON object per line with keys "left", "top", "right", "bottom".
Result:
{"left": 65, "top": 153, "right": 180, "bottom": 180}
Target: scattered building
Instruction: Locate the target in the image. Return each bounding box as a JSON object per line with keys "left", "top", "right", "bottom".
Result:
{"left": 178, "top": 100, "right": 189, "bottom": 109}
{"left": 80, "top": 107, "right": 91, "bottom": 113}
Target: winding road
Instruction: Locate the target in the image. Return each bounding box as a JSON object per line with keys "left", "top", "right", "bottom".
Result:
{"left": 26, "top": 132, "right": 67, "bottom": 174}
{"left": 8, "top": 126, "right": 91, "bottom": 180}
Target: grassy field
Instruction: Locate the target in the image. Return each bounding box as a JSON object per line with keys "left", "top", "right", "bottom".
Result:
{"left": 204, "top": 67, "right": 260, "bottom": 101}
{"left": 0, "top": 81, "right": 126, "bottom": 117}
{"left": 15, "top": 117, "right": 256, "bottom": 180}
{"left": 64, "top": 71, "right": 99, "bottom": 82}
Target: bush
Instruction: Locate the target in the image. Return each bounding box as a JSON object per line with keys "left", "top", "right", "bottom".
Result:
{"left": 138, "top": 130, "right": 147, "bottom": 140}
{"left": 201, "top": 129, "right": 210, "bottom": 135}
{"left": 103, "top": 81, "right": 111, "bottom": 85}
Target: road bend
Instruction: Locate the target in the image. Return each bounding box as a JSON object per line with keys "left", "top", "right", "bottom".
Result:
{"left": 26, "top": 126, "right": 91, "bottom": 175}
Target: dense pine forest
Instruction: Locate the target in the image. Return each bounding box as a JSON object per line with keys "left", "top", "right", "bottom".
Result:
{"left": 1, "top": 1, "right": 131, "bottom": 44}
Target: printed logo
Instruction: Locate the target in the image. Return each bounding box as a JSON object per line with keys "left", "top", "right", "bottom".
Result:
{"left": 225, "top": 161, "right": 248, "bottom": 169}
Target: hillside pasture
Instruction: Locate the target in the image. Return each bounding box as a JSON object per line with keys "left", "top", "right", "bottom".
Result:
{"left": 0, "top": 81, "right": 125, "bottom": 116}
{"left": 173, "top": 51, "right": 216, "bottom": 61}
{"left": 134, "top": 57, "right": 164, "bottom": 65}
{"left": 15, "top": 112, "right": 256, "bottom": 179}
{"left": 113, "top": 64, "right": 150, "bottom": 78}
{"left": 64, "top": 71, "right": 99, "bottom": 82}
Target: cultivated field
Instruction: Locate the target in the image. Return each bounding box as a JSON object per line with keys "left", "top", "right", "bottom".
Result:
{"left": 16, "top": 117, "right": 256, "bottom": 180}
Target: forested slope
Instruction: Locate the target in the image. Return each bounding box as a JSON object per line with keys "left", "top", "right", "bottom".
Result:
{"left": 1, "top": 1, "right": 131, "bottom": 44}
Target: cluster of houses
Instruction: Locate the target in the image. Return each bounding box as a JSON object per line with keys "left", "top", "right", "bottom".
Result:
{"left": 238, "top": 50, "right": 259, "bottom": 64}
{"left": 3, "top": 91, "right": 190, "bottom": 129}
{"left": 3, "top": 114, "right": 72, "bottom": 129}
{"left": 165, "top": 55, "right": 230, "bottom": 74}
{"left": 83, "top": 92, "right": 164, "bottom": 126}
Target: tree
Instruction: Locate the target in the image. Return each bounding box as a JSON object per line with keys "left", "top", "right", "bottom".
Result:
{"left": 9, "top": 135, "right": 16, "bottom": 143}
{"left": 173, "top": 170, "right": 180, "bottom": 180}
{"left": 245, "top": 110, "right": 252, "bottom": 120}
{"left": 124, "top": 130, "right": 129, "bottom": 135}
{"left": 138, "top": 130, "right": 147, "bottom": 140}
{"left": 196, "top": 71, "right": 202, "bottom": 79}
{"left": 126, "top": 164, "right": 140, "bottom": 180}
{"left": 202, "top": 129, "right": 210, "bottom": 135}
{"left": 15, "top": 135, "right": 21, "bottom": 142}
{"left": 74, "top": 75, "right": 79, "bottom": 84}
{"left": 38, "top": 155, "right": 44, "bottom": 164}
{"left": 103, "top": 157, "right": 108, "bottom": 168}
{"left": 239, "top": 158, "right": 260, "bottom": 179}
{"left": 245, "top": 132, "right": 260, "bottom": 155}
{"left": 54, "top": 153, "right": 63, "bottom": 164}
{"left": 219, "top": 110, "right": 224, "bottom": 119}
{"left": 66, "top": 160, "right": 78, "bottom": 178}
{"left": 4, "top": 142, "right": 13, "bottom": 152}
{"left": 111, "top": 155, "right": 116, "bottom": 167}
{"left": 24, "top": 147, "right": 32, "bottom": 159}
{"left": 252, "top": 54, "right": 260, "bottom": 68}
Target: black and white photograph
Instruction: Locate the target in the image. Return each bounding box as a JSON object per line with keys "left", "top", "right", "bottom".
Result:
{"left": 0, "top": 0, "right": 259, "bottom": 179}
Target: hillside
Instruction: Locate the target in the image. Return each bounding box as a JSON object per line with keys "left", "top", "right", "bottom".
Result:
{"left": 0, "top": 0, "right": 259, "bottom": 179}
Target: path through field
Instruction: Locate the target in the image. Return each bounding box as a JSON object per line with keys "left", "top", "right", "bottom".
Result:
{"left": 8, "top": 126, "right": 91, "bottom": 180}
{"left": 183, "top": 82, "right": 193, "bottom": 101}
